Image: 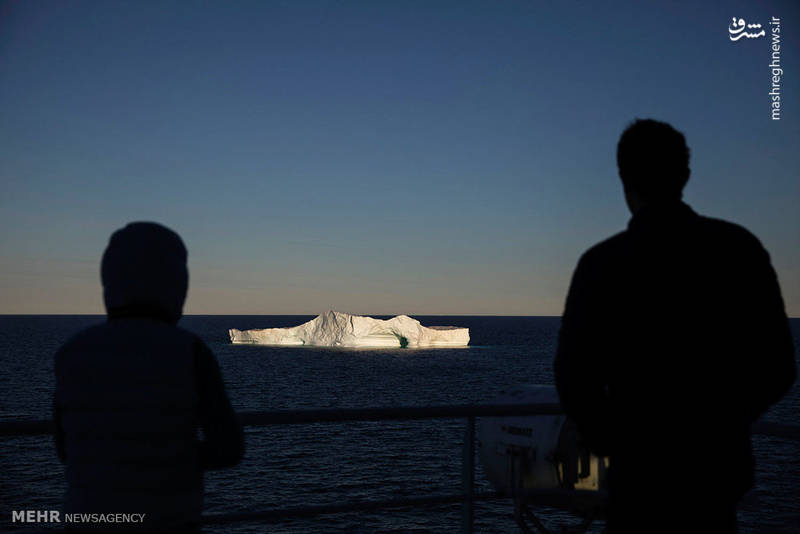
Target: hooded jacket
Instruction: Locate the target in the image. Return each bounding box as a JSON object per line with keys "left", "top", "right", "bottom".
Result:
{"left": 54, "top": 222, "right": 244, "bottom": 531}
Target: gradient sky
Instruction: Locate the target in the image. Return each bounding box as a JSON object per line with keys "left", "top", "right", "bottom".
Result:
{"left": 1, "top": 0, "right": 798, "bottom": 316}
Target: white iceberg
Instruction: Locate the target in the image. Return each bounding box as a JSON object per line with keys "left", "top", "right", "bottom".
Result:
{"left": 229, "top": 310, "right": 469, "bottom": 348}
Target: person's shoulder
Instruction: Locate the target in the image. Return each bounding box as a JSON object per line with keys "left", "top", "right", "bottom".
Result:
{"left": 172, "top": 325, "right": 214, "bottom": 360}
{"left": 162, "top": 323, "right": 209, "bottom": 357}
{"left": 694, "top": 214, "right": 766, "bottom": 253}
{"left": 169, "top": 323, "right": 202, "bottom": 342}
{"left": 58, "top": 320, "right": 201, "bottom": 353}
{"left": 57, "top": 322, "right": 110, "bottom": 353}
{"left": 54, "top": 322, "right": 113, "bottom": 374}
{"left": 579, "top": 230, "right": 630, "bottom": 266}
{"left": 114, "top": 318, "right": 200, "bottom": 343}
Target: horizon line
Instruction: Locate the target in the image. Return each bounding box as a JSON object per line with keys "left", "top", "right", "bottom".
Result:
{"left": 1, "top": 313, "right": 799, "bottom": 320}
{"left": 0, "top": 312, "right": 564, "bottom": 317}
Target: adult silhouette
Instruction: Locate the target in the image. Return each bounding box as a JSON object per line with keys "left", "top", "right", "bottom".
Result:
{"left": 554, "top": 119, "right": 796, "bottom": 533}
{"left": 54, "top": 222, "right": 244, "bottom": 533}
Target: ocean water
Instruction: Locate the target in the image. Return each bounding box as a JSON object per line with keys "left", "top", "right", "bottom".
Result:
{"left": 1, "top": 315, "right": 798, "bottom": 533}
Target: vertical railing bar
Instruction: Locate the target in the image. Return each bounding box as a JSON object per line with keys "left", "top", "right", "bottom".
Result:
{"left": 461, "top": 415, "right": 475, "bottom": 534}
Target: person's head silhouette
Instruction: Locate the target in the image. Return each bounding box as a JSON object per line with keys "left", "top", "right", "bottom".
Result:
{"left": 617, "top": 119, "right": 690, "bottom": 214}
{"left": 100, "top": 222, "right": 188, "bottom": 324}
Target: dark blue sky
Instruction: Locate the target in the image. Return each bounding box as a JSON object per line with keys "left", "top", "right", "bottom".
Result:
{"left": 1, "top": 0, "right": 798, "bottom": 315}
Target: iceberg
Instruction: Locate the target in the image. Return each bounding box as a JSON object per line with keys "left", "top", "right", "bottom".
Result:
{"left": 229, "top": 310, "right": 469, "bottom": 348}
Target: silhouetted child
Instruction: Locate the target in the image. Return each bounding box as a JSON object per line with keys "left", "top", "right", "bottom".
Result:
{"left": 54, "top": 222, "right": 244, "bottom": 532}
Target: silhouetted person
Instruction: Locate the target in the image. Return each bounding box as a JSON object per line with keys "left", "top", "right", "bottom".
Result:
{"left": 554, "top": 119, "right": 796, "bottom": 533}
{"left": 54, "top": 222, "right": 244, "bottom": 532}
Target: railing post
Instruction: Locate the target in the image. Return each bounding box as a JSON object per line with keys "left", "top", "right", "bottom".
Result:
{"left": 461, "top": 415, "right": 475, "bottom": 534}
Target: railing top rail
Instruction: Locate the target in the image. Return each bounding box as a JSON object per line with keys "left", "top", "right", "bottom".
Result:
{"left": 0, "top": 403, "right": 798, "bottom": 440}
{"left": 0, "top": 403, "right": 562, "bottom": 437}
{"left": 238, "top": 402, "right": 565, "bottom": 425}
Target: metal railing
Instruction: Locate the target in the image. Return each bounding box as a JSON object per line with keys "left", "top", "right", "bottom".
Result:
{"left": 2, "top": 405, "right": 799, "bottom": 533}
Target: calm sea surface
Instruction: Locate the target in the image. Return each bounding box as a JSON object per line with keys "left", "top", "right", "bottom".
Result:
{"left": 1, "top": 316, "right": 798, "bottom": 533}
